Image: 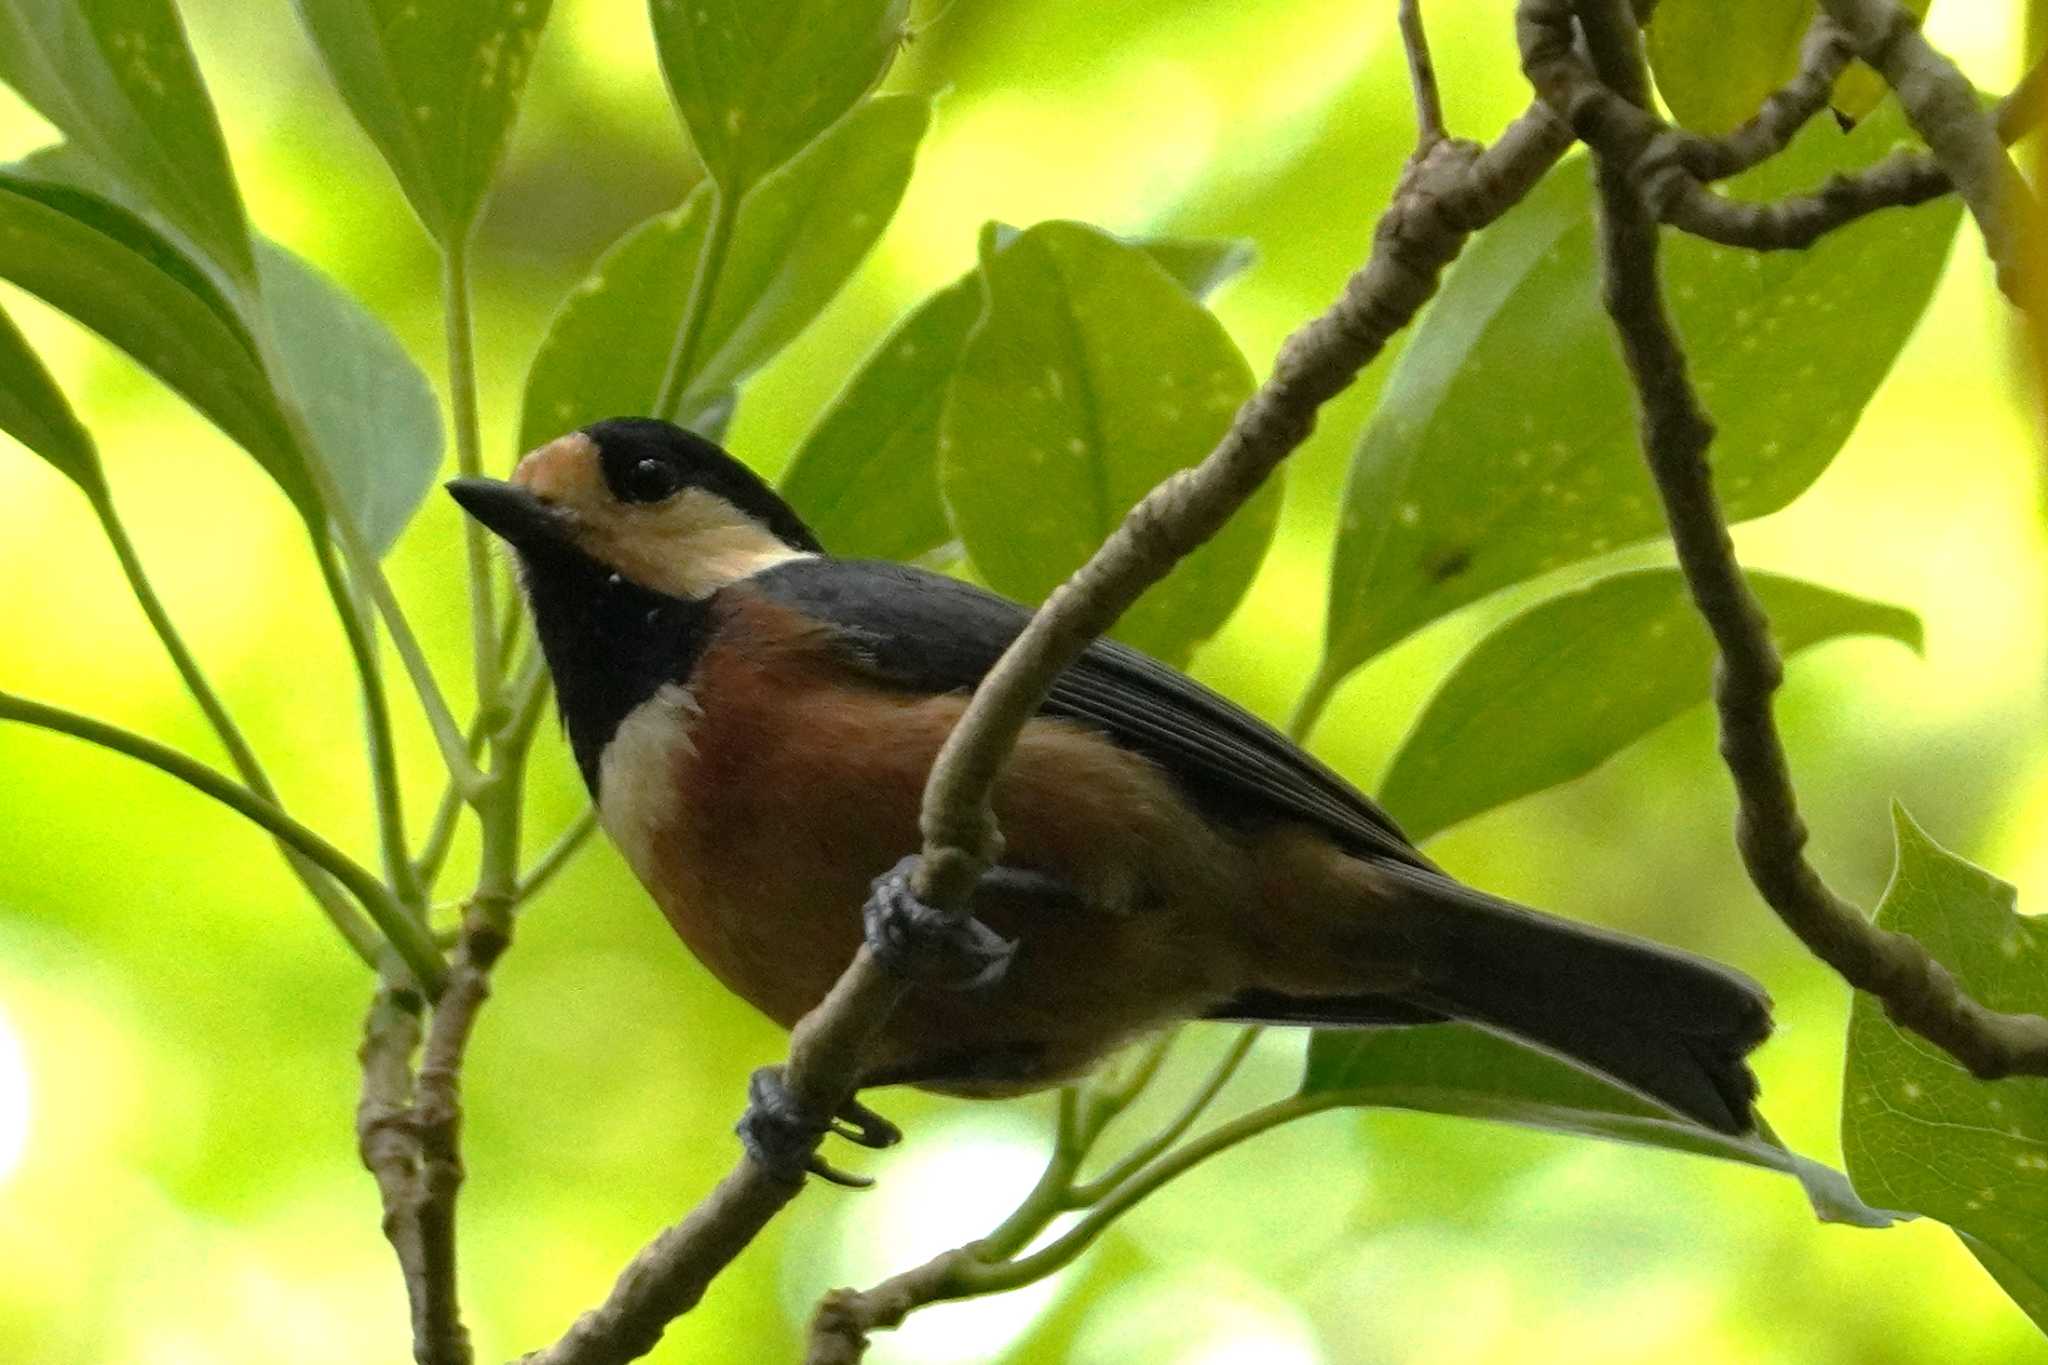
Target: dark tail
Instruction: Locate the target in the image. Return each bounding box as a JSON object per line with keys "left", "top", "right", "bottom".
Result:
{"left": 1214, "top": 864, "right": 1772, "bottom": 1134}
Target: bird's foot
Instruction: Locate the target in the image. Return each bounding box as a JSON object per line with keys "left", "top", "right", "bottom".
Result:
{"left": 862, "top": 854, "right": 1018, "bottom": 990}
{"left": 736, "top": 1065, "right": 903, "bottom": 1189}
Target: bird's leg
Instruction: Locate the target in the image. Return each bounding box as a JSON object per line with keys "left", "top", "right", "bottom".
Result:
{"left": 736, "top": 1065, "right": 903, "bottom": 1189}
{"left": 862, "top": 853, "right": 1032, "bottom": 990}
{"left": 736, "top": 857, "right": 1069, "bottom": 1186}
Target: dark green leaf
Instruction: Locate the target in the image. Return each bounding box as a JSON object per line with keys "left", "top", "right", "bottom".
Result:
{"left": 1843, "top": 807, "right": 2048, "bottom": 1315}
{"left": 782, "top": 233, "right": 1255, "bottom": 562}
{"left": 1321, "top": 100, "right": 1960, "bottom": 686}
{"left": 0, "top": 172, "right": 313, "bottom": 519}
{"left": 650, "top": 0, "right": 908, "bottom": 192}
{"left": 291, "top": 0, "right": 553, "bottom": 242}
{"left": 0, "top": 304, "right": 102, "bottom": 495}
{"left": 257, "top": 242, "right": 442, "bottom": 554}
{"left": 938, "top": 222, "right": 1272, "bottom": 664}
{"left": 1380, "top": 568, "right": 1922, "bottom": 841}
{"left": 519, "top": 94, "right": 928, "bottom": 452}
{"left": 0, "top": 0, "right": 252, "bottom": 281}
{"left": 1305, "top": 1023, "right": 1895, "bottom": 1227}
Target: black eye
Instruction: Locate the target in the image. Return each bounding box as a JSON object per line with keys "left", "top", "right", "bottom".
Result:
{"left": 621, "top": 457, "right": 679, "bottom": 503}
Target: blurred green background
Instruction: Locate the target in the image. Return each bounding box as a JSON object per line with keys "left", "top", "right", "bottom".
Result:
{"left": 2, "top": 1, "right": 2044, "bottom": 1360}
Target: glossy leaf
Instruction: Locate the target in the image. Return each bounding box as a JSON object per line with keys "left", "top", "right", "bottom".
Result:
{"left": 1321, "top": 100, "right": 1960, "bottom": 686}
{"left": 291, "top": 0, "right": 554, "bottom": 242}
{"left": 0, "top": 304, "right": 102, "bottom": 495}
{"left": 257, "top": 243, "right": 442, "bottom": 554}
{"left": 0, "top": 172, "right": 313, "bottom": 518}
{"left": 1380, "top": 569, "right": 1921, "bottom": 842}
{"left": 782, "top": 233, "right": 1255, "bottom": 562}
{"left": 1843, "top": 807, "right": 2048, "bottom": 1320}
{"left": 939, "top": 221, "right": 1272, "bottom": 665}
{"left": 520, "top": 94, "right": 928, "bottom": 453}
{"left": 1305, "top": 1023, "right": 1895, "bottom": 1228}
{"left": 0, "top": 0, "right": 252, "bottom": 281}
{"left": 650, "top": 0, "right": 908, "bottom": 192}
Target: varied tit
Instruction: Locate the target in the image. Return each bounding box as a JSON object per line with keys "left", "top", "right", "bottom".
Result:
{"left": 449, "top": 417, "right": 1770, "bottom": 1147}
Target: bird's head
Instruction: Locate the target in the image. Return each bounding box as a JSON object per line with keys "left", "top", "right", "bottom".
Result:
{"left": 447, "top": 416, "right": 822, "bottom": 600}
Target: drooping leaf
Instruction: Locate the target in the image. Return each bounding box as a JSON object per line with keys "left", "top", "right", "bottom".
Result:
{"left": 0, "top": 304, "right": 102, "bottom": 495}
{"left": 256, "top": 242, "right": 442, "bottom": 554}
{"left": 649, "top": 0, "right": 908, "bottom": 193}
{"left": 519, "top": 94, "right": 928, "bottom": 453}
{"left": 1380, "top": 568, "right": 1921, "bottom": 842}
{"left": 0, "top": 0, "right": 253, "bottom": 282}
{"left": 0, "top": 172, "right": 313, "bottom": 519}
{"left": 782, "top": 233, "right": 1255, "bottom": 562}
{"left": 1843, "top": 807, "right": 2048, "bottom": 1320}
{"left": 938, "top": 221, "right": 1273, "bottom": 666}
{"left": 291, "top": 0, "right": 554, "bottom": 242}
{"left": 1304, "top": 1023, "right": 1895, "bottom": 1228}
{"left": 1320, "top": 99, "right": 1959, "bottom": 687}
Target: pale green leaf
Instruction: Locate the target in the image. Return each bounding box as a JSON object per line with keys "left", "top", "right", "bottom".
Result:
{"left": 0, "top": 172, "right": 313, "bottom": 519}
{"left": 1381, "top": 568, "right": 1922, "bottom": 841}
{"left": 0, "top": 0, "right": 252, "bottom": 281}
{"left": 1843, "top": 806, "right": 2048, "bottom": 1323}
{"left": 257, "top": 242, "right": 442, "bottom": 554}
{"left": 519, "top": 94, "right": 928, "bottom": 451}
{"left": 781, "top": 233, "right": 1254, "bottom": 562}
{"left": 0, "top": 303, "right": 101, "bottom": 495}
{"left": 291, "top": 0, "right": 553, "bottom": 242}
{"left": 1321, "top": 99, "right": 1960, "bottom": 685}
{"left": 1305, "top": 1024, "right": 1895, "bottom": 1228}
{"left": 650, "top": 0, "right": 908, "bottom": 192}
{"left": 938, "top": 221, "right": 1273, "bottom": 665}
{"left": 1646, "top": 0, "right": 1813, "bottom": 134}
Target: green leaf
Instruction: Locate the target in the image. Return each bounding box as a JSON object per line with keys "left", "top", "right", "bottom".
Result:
{"left": 1380, "top": 568, "right": 1922, "bottom": 842}
{"left": 0, "top": 304, "right": 102, "bottom": 495}
{"left": 1320, "top": 99, "right": 1960, "bottom": 687}
{"left": 781, "top": 233, "right": 1254, "bottom": 562}
{"left": 650, "top": 0, "right": 908, "bottom": 193}
{"left": 256, "top": 242, "right": 442, "bottom": 554}
{"left": 1843, "top": 807, "right": 2048, "bottom": 1319}
{"left": 1305, "top": 1023, "right": 1896, "bottom": 1228}
{"left": 938, "top": 222, "right": 1272, "bottom": 665}
{"left": 519, "top": 93, "right": 928, "bottom": 453}
{"left": 1646, "top": 0, "right": 1812, "bottom": 134}
{"left": 0, "top": 0, "right": 252, "bottom": 283}
{"left": 291, "top": 0, "right": 554, "bottom": 242}
{"left": 0, "top": 172, "right": 314, "bottom": 519}
{"left": 1962, "top": 1233, "right": 2048, "bottom": 1336}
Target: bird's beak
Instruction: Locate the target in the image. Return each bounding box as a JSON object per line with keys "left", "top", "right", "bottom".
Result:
{"left": 445, "top": 477, "right": 572, "bottom": 551}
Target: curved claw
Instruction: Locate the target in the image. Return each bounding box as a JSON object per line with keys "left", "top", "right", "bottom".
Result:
{"left": 862, "top": 854, "right": 1018, "bottom": 991}
{"left": 736, "top": 1066, "right": 898, "bottom": 1189}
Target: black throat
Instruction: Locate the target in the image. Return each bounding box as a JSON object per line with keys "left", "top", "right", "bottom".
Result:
{"left": 515, "top": 538, "right": 716, "bottom": 796}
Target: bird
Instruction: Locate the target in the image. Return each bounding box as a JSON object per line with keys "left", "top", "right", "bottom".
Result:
{"left": 448, "top": 416, "right": 1771, "bottom": 1150}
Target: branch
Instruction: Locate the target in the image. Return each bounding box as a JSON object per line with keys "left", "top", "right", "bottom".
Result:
{"left": 519, "top": 100, "right": 1573, "bottom": 1365}
{"left": 1819, "top": 0, "right": 2037, "bottom": 297}
{"left": 1522, "top": 0, "right": 2048, "bottom": 1080}
{"left": 1397, "top": 0, "right": 1446, "bottom": 150}
{"left": 359, "top": 915, "right": 511, "bottom": 1365}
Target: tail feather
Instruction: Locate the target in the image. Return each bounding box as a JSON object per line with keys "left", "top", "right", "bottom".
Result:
{"left": 1224, "top": 864, "right": 1773, "bottom": 1134}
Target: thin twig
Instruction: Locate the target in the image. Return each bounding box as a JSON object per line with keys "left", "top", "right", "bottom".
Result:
{"left": 519, "top": 101, "right": 1572, "bottom": 1365}
{"left": 1397, "top": 0, "right": 1446, "bottom": 150}
{"left": 515, "top": 807, "right": 599, "bottom": 906}
{"left": 1530, "top": 0, "right": 2048, "bottom": 1081}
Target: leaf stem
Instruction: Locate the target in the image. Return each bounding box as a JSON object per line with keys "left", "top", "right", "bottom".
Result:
{"left": 90, "top": 486, "right": 384, "bottom": 954}
{"left": 652, "top": 182, "right": 738, "bottom": 422}
{"left": 315, "top": 536, "right": 425, "bottom": 911}
{"left": 0, "top": 689, "right": 444, "bottom": 993}
{"left": 1067, "top": 1027, "right": 1260, "bottom": 1206}
{"left": 514, "top": 806, "right": 597, "bottom": 907}
{"left": 1285, "top": 659, "right": 1341, "bottom": 748}
{"left": 442, "top": 234, "right": 503, "bottom": 727}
